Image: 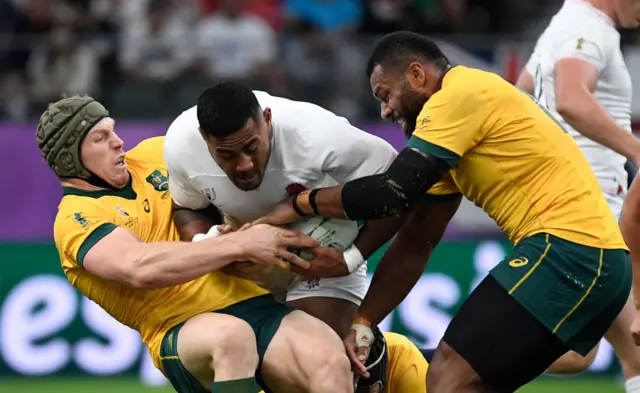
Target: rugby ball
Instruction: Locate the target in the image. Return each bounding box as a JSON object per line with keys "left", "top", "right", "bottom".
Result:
{"left": 287, "top": 216, "right": 361, "bottom": 260}
{"left": 236, "top": 218, "right": 361, "bottom": 301}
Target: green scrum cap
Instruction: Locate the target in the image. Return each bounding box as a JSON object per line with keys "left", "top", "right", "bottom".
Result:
{"left": 36, "top": 95, "right": 109, "bottom": 180}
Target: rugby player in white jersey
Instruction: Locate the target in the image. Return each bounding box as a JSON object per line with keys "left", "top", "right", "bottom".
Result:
{"left": 516, "top": 0, "right": 640, "bottom": 390}
{"left": 164, "top": 82, "right": 403, "bottom": 338}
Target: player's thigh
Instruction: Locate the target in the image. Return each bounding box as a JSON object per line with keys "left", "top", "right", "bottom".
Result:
{"left": 260, "top": 309, "right": 350, "bottom": 393}
{"left": 562, "top": 248, "right": 631, "bottom": 355}
{"left": 286, "top": 264, "right": 366, "bottom": 338}
{"left": 213, "top": 294, "right": 296, "bottom": 390}
{"left": 490, "top": 233, "right": 631, "bottom": 355}
{"left": 435, "top": 274, "right": 568, "bottom": 393}
{"left": 159, "top": 313, "right": 258, "bottom": 393}
{"left": 287, "top": 296, "right": 357, "bottom": 339}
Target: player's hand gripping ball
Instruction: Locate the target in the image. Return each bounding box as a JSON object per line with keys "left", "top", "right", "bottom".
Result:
{"left": 244, "top": 216, "right": 361, "bottom": 294}
{"left": 200, "top": 218, "right": 361, "bottom": 298}
{"left": 286, "top": 216, "right": 360, "bottom": 260}
{"left": 285, "top": 216, "right": 362, "bottom": 278}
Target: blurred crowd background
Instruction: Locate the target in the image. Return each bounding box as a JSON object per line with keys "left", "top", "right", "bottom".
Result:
{"left": 0, "top": 0, "right": 603, "bottom": 123}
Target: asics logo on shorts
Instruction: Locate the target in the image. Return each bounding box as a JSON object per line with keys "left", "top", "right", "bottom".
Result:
{"left": 509, "top": 258, "right": 529, "bottom": 268}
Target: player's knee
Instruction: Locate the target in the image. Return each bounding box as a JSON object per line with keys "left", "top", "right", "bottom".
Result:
{"left": 209, "top": 319, "right": 259, "bottom": 370}
{"left": 427, "top": 365, "right": 485, "bottom": 393}
{"left": 426, "top": 350, "right": 447, "bottom": 392}
{"left": 426, "top": 345, "right": 450, "bottom": 391}
{"left": 308, "top": 351, "right": 352, "bottom": 393}
{"left": 427, "top": 344, "right": 485, "bottom": 393}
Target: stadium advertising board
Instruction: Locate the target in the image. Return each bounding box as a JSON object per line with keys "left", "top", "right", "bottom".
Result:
{"left": 0, "top": 241, "right": 620, "bottom": 383}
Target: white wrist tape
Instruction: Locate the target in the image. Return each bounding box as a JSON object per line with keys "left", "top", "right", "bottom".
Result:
{"left": 192, "top": 225, "right": 221, "bottom": 242}
{"left": 353, "top": 323, "right": 374, "bottom": 349}
{"left": 344, "top": 245, "right": 365, "bottom": 273}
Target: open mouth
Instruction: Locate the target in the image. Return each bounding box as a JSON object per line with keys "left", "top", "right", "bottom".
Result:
{"left": 392, "top": 118, "right": 406, "bottom": 129}
{"left": 115, "top": 156, "right": 126, "bottom": 167}
{"left": 236, "top": 172, "right": 256, "bottom": 181}
{"left": 391, "top": 114, "right": 404, "bottom": 126}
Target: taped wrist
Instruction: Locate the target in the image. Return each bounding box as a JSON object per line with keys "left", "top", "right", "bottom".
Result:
{"left": 341, "top": 148, "right": 450, "bottom": 220}
{"left": 344, "top": 245, "right": 365, "bottom": 273}
{"left": 353, "top": 323, "right": 374, "bottom": 348}
{"left": 192, "top": 225, "right": 222, "bottom": 242}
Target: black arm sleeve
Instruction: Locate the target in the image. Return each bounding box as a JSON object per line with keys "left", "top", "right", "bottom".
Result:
{"left": 341, "top": 147, "right": 450, "bottom": 220}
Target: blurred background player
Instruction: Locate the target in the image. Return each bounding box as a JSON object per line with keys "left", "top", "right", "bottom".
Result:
{"left": 516, "top": 0, "right": 640, "bottom": 389}
{"left": 38, "top": 95, "right": 354, "bottom": 393}
{"left": 251, "top": 32, "right": 632, "bottom": 393}
{"left": 621, "top": 166, "right": 640, "bottom": 371}
{"left": 164, "top": 82, "right": 403, "bottom": 338}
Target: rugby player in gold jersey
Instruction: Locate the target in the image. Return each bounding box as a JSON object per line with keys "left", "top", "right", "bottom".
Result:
{"left": 250, "top": 32, "right": 631, "bottom": 393}
{"left": 37, "top": 96, "right": 354, "bottom": 393}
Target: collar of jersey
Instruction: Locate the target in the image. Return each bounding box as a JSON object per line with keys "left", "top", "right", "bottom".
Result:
{"left": 62, "top": 173, "right": 137, "bottom": 200}
{"left": 440, "top": 65, "right": 461, "bottom": 88}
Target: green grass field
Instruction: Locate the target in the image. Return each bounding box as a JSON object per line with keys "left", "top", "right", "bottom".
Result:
{"left": 0, "top": 377, "right": 625, "bottom": 393}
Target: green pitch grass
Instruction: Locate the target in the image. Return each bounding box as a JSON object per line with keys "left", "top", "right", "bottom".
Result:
{"left": 0, "top": 376, "right": 625, "bottom": 393}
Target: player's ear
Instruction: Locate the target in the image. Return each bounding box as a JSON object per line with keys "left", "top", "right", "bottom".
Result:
{"left": 263, "top": 107, "right": 272, "bottom": 125}
{"left": 406, "top": 62, "right": 426, "bottom": 89}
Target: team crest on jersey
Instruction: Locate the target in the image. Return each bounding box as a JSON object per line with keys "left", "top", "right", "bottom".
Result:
{"left": 201, "top": 187, "right": 216, "bottom": 202}
{"left": 116, "top": 206, "right": 130, "bottom": 216}
{"left": 145, "top": 170, "right": 169, "bottom": 192}
{"left": 286, "top": 183, "right": 308, "bottom": 196}
{"left": 73, "top": 213, "right": 91, "bottom": 230}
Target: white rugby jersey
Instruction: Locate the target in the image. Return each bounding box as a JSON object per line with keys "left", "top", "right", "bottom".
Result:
{"left": 526, "top": 0, "right": 632, "bottom": 196}
{"left": 164, "top": 91, "right": 397, "bottom": 227}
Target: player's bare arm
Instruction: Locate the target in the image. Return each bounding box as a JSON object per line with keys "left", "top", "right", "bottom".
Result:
{"left": 291, "top": 215, "right": 409, "bottom": 279}
{"left": 345, "top": 195, "right": 461, "bottom": 375}
{"left": 555, "top": 57, "right": 640, "bottom": 164}
{"left": 308, "top": 123, "right": 410, "bottom": 277}
{"left": 83, "top": 226, "right": 245, "bottom": 288}
{"left": 251, "top": 147, "right": 450, "bottom": 226}
{"left": 515, "top": 69, "right": 535, "bottom": 95}
{"left": 172, "top": 201, "right": 224, "bottom": 241}
{"left": 356, "top": 195, "right": 460, "bottom": 324}
{"left": 353, "top": 215, "right": 408, "bottom": 262}
{"left": 82, "top": 224, "right": 316, "bottom": 289}
{"left": 298, "top": 106, "right": 409, "bottom": 277}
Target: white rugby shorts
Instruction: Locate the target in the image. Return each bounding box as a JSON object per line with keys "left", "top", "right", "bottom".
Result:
{"left": 285, "top": 262, "right": 368, "bottom": 305}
